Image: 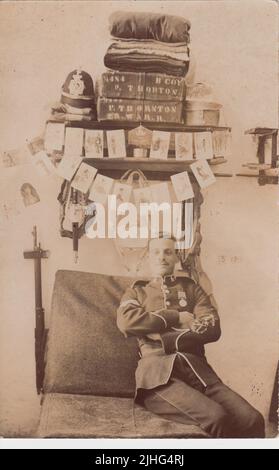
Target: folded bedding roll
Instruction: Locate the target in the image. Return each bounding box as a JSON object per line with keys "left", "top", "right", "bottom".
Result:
{"left": 51, "top": 102, "right": 96, "bottom": 121}
{"left": 109, "top": 11, "right": 191, "bottom": 43}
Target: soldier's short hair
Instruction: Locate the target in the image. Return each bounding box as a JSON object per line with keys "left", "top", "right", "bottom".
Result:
{"left": 148, "top": 232, "right": 177, "bottom": 250}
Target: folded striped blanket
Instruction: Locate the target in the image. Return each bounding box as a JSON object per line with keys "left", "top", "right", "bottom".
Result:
{"left": 104, "top": 52, "right": 190, "bottom": 77}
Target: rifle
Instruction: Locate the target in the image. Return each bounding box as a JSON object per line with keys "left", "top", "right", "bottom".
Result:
{"left": 23, "top": 226, "right": 49, "bottom": 394}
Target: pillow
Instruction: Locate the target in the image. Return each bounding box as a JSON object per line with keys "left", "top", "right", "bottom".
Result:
{"left": 109, "top": 11, "right": 191, "bottom": 43}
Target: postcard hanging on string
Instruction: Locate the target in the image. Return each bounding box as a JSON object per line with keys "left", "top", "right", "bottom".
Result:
{"left": 107, "top": 130, "right": 126, "bottom": 158}
{"left": 149, "top": 182, "right": 171, "bottom": 204}
{"left": 64, "top": 127, "right": 84, "bottom": 156}
{"left": 212, "top": 131, "right": 231, "bottom": 157}
{"left": 171, "top": 171, "right": 194, "bottom": 202}
{"left": 32, "top": 150, "right": 58, "bottom": 178}
{"left": 194, "top": 132, "right": 213, "bottom": 160}
{"left": 89, "top": 174, "right": 114, "bottom": 204}
{"left": 150, "top": 131, "right": 170, "bottom": 160}
{"left": 225, "top": 131, "right": 232, "bottom": 157}
{"left": 175, "top": 133, "right": 193, "bottom": 160}
{"left": 71, "top": 163, "right": 98, "bottom": 194}
{"left": 27, "top": 136, "right": 45, "bottom": 156}
{"left": 112, "top": 182, "right": 132, "bottom": 206}
{"left": 0, "top": 145, "right": 32, "bottom": 168}
{"left": 128, "top": 125, "right": 153, "bottom": 149}
{"left": 190, "top": 159, "right": 216, "bottom": 189}
{"left": 56, "top": 154, "right": 82, "bottom": 181}
{"left": 85, "top": 130, "right": 104, "bottom": 158}
{"left": 44, "top": 122, "right": 65, "bottom": 152}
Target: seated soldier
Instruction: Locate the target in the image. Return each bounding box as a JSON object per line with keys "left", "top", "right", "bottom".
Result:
{"left": 117, "top": 234, "right": 265, "bottom": 438}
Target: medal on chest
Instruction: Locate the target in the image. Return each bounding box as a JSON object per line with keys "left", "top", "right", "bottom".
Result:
{"left": 178, "top": 291, "right": 187, "bottom": 307}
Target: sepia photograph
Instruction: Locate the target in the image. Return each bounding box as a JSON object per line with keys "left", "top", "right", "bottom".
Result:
{"left": 175, "top": 132, "right": 194, "bottom": 160}
{"left": 0, "top": 0, "right": 278, "bottom": 452}
{"left": 190, "top": 159, "right": 216, "bottom": 188}
{"left": 71, "top": 162, "right": 98, "bottom": 194}
{"left": 150, "top": 130, "right": 171, "bottom": 159}
{"left": 171, "top": 171, "right": 195, "bottom": 201}
{"left": 194, "top": 131, "right": 214, "bottom": 160}
{"left": 107, "top": 129, "right": 127, "bottom": 158}
{"left": 85, "top": 129, "right": 104, "bottom": 158}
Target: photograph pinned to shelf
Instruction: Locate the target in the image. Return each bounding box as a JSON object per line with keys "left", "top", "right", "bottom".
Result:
{"left": 194, "top": 132, "right": 213, "bottom": 160}
{"left": 64, "top": 127, "right": 84, "bottom": 156}
{"left": 44, "top": 122, "right": 65, "bottom": 153}
{"left": 171, "top": 171, "right": 194, "bottom": 201}
{"left": 89, "top": 174, "right": 114, "bottom": 204}
{"left": 56, "top": 154, "right": 82, "bottom": 181}
{"left": 150, "top": 131, "right": 170, "bottom": 160}
{"left": 212, "top": 130, "right": 231, "bottom": 158}
{"left": 71, "top": 163, "right": 98, "bottom": 194}
{"left": 175, "top": 133, "right": 193, "bottom": 160}
{"left": 107, "top": 129, "right": 126, "bottom": 158}
{"left": 85, "top": 130, "right": 104, "bottom": 158}
{"left": 190, "top": 159, "right": 216, "bottom": 189}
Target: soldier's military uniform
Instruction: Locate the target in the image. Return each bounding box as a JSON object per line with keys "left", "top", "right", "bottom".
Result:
{"left": 117, "top": 274, "right": 265, "bottom": 438}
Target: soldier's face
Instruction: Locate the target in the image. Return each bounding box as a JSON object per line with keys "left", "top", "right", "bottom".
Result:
{"left": 149, "top": 238, "right": 178, "bottom": 277}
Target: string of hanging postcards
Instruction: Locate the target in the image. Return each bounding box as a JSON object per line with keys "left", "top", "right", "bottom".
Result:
{"left": 0, "top": 122, "right": 231, "bottom": 221}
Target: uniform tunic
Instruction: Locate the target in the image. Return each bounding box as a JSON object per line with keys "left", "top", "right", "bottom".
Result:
{"left": 117, "top": 275, "right": 221, "bottom": 398}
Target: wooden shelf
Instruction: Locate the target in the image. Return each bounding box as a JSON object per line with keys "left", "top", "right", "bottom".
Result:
{"left": 245, "top": 127, "right": 278, "bottom": 136}
{"left": 48, "top": 118, "right": 231, "bottom": 133}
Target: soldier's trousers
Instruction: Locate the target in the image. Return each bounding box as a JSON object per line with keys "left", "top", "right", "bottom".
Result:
{"left": 141, "top": 356, "right": 265, "bottom": 438}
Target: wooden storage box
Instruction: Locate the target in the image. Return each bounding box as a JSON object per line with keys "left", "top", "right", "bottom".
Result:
{"left": 97, "top": 71, "right": 186, "bottom": 102}
{"left": 97, "top": 97, "right": 184, "bottom": 124}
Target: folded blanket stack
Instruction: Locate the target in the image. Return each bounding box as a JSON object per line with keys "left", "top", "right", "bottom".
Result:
{"left": 99, "top": 11, "right": 191, "bottom": 123}
{"left": 105, "top": 38, "right": 190, "bottom": 77}
{"left": 104, "top": 11, "right": 191, "bottom": 77}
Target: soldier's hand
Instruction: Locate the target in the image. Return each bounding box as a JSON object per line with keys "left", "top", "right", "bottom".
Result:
{"left": 190, "top": 314, "right": 216, "bottom": 334}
